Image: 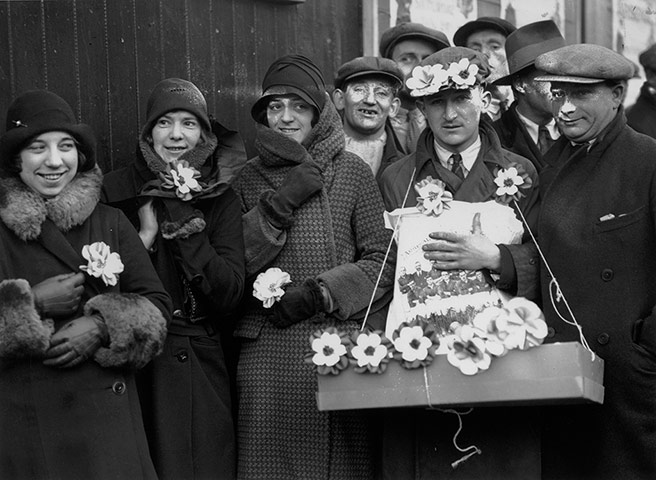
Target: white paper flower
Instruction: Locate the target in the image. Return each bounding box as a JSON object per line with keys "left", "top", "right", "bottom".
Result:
{"left": 407, "top": 64, "right": 448, "bottom": 97}
{"left": 448, "top": 59, "right": 479, "bottom": 87}
{"left": 446, "top": 324, "right": 493, "bottom": 375}
{"left": 80, "top": 241, "right": 124, "bottom": 286}
{"left": 312, "top": 331, "right": 348, "bottom": 367}
{"left": 351, "top": 332, "right": 388, "bottom": 368}
{"left": 414, "top": 176, "right": 453, "bottom": 216}
{"left": 161, "top": 160, "right": 202, "bottom": 201}
{"left": 393, "top": 325, "right": 432, "bottom": 362}
{"left": 252, "top": 267, "right": 291, "bottom": 308}
{"left": 494, "top": 167, "right": 525, "bottom": 197}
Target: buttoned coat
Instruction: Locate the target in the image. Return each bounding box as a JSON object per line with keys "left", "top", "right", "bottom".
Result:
{"left": 539, "top": 110, "right": 656, "bottom": 479}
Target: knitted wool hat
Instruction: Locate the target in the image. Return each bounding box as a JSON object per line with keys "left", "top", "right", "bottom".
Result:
{"left": 0, "top": 90, "right": 96, "bottom": 174}
{"left": 142, "top": 78, "right": 211, "bottom": 136}
{"left": 251, "top": 54, "right": 327, "bottom": 123}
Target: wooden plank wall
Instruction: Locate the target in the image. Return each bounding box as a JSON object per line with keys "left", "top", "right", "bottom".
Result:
{"left": 0, "top": 0, "right": 363, "bottom": 171}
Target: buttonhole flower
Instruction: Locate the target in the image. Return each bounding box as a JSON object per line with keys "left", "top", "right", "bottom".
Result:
{"left": 160, "top": 160, "right": 202, "bottom": 201}
{"left": 493, "top": 163, "right": 532, "bottom": 205}
{"left": 305, "top": 327, "right": 351, "bottom": 375}
{"left": 80, "top": 241, "right": 124, "bottom": 287}
{"left": 349, "top": 330, "right": 391, "bottom": 374}
{"left": 392, "top": 319, "right": 440, "bottom": 369}
{"left": 252, "top": 267, "right": 291, "bottom": 308}
{"left": 415, "top": 176, "right": 453, "bottom": 216}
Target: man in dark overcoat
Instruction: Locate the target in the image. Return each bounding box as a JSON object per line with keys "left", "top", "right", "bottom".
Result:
{"left": 492, "top": 20, "right": 565, "bottom": 171}
{"left": 535, "top": 43, "right": 656, "bottom": 479}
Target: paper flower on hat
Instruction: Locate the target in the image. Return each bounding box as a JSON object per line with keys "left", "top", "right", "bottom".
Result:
{"left": 349, "top": 330, "right": 392, "bottom": 374}
{"left": 305, "top": 327, "right": 351, "bottom": 375}
{"left": 493, "top": 163, "right": 532, "bottom": 205}
{"left": 160, "top": 160, "right": 202, "bottom": 201}
{"left": 446, "top": 322, "right": 498, "bottom": 375}
{"left": 80, "top": 241, "right": 124, "bottom": 287}
{"left": 252, "top": 267, "right": 291, "bottom": 308}
{"left": 408, "top": 58, "right": 480, "bottom": 97}
{"left": 392, "top": 319, "right": 440, "bottom": 369}
{"left": 415, "top": 176, "right": 453, "bottom": 216}
{"left": 473, "top": 298, "right": 548, "bottom": 354}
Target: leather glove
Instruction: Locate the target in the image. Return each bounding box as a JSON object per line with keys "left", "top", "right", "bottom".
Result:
{"left": 32, "top": 272, "right": 85, "bottom": 319}
{"left": 43, "top": 315, "right": 109, "bottom": 368}
{"left": 260, "top": 162, "right": 323, "bottom": 228}
{"left": 272, "top": 278, "right": 325, "bottom": 328}
{"left": 159, "top": 198, "right": 206, "bottom": 240}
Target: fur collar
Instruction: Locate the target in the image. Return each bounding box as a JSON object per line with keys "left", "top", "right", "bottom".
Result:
{"left": 0, "top": 165, "right": 103, "bottom": 241}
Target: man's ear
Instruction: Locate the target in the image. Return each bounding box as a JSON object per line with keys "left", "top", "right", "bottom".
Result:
{"left": 480, "top": 88, "right": 492, "bottom": 110}
{"left": 389, "top": 97, "right": 401, "bottom": 118}
{"left": 610, "top": 81, "right": 626, "bottom": 109}
{"left": 332, "top": 89, "right": 345, "bottom": 111}
{"left": 512, "top": 77, "right": 525, "bottom": 94}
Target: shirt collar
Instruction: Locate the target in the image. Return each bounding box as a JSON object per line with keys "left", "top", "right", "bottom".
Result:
{"left": 433, "top": 136, "right": 481, "bottom": 175}
{"left": 515, "top": 109, "right": 560, "bottom": 144}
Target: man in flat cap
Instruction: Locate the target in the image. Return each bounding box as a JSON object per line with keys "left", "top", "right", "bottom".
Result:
{"left": 534, "top": 43, "right": 656, "bottom": 479}
{"left": 379, "top": 47, "right": 541, "bottom": 479}
{"left": 379, "top": 22, "right": 450, "bottom": 153}
{"left": 453, "top": 16, "right": 517, "bottom": 120}
{"left": 626, "top": 43, "right": 656, "bottom": 139}
{"left": 492, "top": 20, "right": 566, "bottom": 170}
{"left": 332, "top": 56, "right": 406, "bottom": 184}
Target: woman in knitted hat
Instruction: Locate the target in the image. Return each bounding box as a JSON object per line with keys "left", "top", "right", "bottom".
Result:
{"left": 232, "top": 54, "right": 395, "bottom": 480}
{"left": 102, "top": 78, "right": 247, "bottom": 479}
{"left": 0, "top": 90, "right": 171, "bottom": 479}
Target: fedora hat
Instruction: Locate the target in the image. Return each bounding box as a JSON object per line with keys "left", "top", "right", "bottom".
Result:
{"left": 493, "top": 20, "right": 566, "bottom": 85}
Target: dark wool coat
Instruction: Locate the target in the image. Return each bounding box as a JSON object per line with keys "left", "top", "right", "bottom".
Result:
{"left": 0, "top": 166, "right": 170, "bottom": 480}
{"left": 232, "top": 99, "right": 395, "bottom": 480}
{"left": 539, "top": 109, "right": 656, "bottom": 479}
{"left": 493, "top": 102, "right": 551, "bottom": 171}
{"left": 102, "top": 120, "right": 246, "bottom": 480}
{"left": 378, "top": 121, "right": 543, "bottom": 480}
{"left": 374, "top": 120, "right": 406, "bottom": 186}
{"left": 626, "top": 82, "right": 656, "bottom": 140}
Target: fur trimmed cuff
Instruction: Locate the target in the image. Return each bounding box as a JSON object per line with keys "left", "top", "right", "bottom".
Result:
{"left": 84, "top": 293, "right": 167, "bottom": 369}
{"left": 258, "top": 190, "right": 294, "bottom": 229}
{"left": 0, "top": 279, "right": 54, "bottom": 359}
{"left": 161, "top": 215, "right": 206, "bottom": 240}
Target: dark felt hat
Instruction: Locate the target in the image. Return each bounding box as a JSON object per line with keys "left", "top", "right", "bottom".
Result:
{"left": 251, "top": 54, "right": 326, "bottom": 122}
{"left": 379, "top": 22, "right": 450, "bottom": 59}
{"left": 639, "top": 43, "right": 656, "bottom": 72}
{"left": 453, "top": 16, "right": 516, "bottom": 47}
{"left": 493, "top": 20, "right": 566, "bottom": 85}
{"left": 535, "top": 43, "right": 634, "bottom": 83}
{"left": 334, "top": 56, "right": 404, "bottom": 90}
{"left": 143, "top": 78, "right": 210, "bottom": 136}
{"left": 0, "top": 90, "right": 96, "bottom": 174}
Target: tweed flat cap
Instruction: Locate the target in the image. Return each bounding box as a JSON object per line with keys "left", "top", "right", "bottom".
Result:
{"left": 334, "top": 56, "right": 404, "bottom": 90}
{"left": 453, "top": 16, "right": 516, "bottom": 47}
{"left": 639, "top": 43, "right": 656, "bottom": 72}
{"left": 379, "top": 22, "right": 450, "bottom": 59}
{"left": 493, "top": 20, "right": 566, "bottom": 85}
{"left": 535, "top": 43, "right": 634, "bottom": 83}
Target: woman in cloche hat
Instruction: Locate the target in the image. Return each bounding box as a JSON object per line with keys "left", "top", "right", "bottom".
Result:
{"left": 0, "top": 90, "right": 170, "bottom": 479}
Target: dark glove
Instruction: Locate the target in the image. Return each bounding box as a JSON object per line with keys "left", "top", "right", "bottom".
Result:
{"left": 32, "top": 272, "right": 85, "bottom": 319}
{"left": 159, "top": 198, "right": 206, "bottom": 239}
{"left": 272, "top": 278, "right": 325, "bottom": 328}
{"left": 259, "top": 162, "right": 323, "bottom": 228}
{"left": 43, "top": 315, "right": 109, "bottom": 368}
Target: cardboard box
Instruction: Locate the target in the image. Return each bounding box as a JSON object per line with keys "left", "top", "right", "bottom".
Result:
{"left": 316, "top": 342, "right": 604, "bottom": 411}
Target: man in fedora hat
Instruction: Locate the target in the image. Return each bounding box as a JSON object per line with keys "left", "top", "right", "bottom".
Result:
{"left": 453, "top": 16, "right": 517, "bottom": 120}
{"left": 627, "top": 43, "right": 656, "bottom": 139}
{"left": 534, "top": 43, "right": 656, "bottom": 479}
{"left": 492, "top": 20, "right": 566, "bottom": 170}
{"left": 332, "top": 56, "right": 406, "bottom": 184}
{"left": 379, "top": 22, "right": 450, "bottom": 153}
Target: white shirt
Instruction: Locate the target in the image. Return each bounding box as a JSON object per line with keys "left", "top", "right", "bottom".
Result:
{"left": 515, "top": 110, "right": 560, "bottom": 145}
{"left": 433, "top": 136, "right": 482, "bottom": 178}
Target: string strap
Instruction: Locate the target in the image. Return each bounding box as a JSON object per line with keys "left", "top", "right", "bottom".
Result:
{"left": 435, "top": 407, "right": 482, "bottom": 468}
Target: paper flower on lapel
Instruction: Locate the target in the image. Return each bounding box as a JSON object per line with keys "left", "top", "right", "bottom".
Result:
{"left": 252, "top": 267, "right": 291, "bottom": 308}
{"left": 415, "top": 176, "right": 453, "bottom": 216}
{"left": 160, "top": 160, "right": 202, "bottom": 201}
{"left": 305, "top": 327, "right": 351, "bottom": 375}
{"left": 392, "top": 319, "right": 440, "bottom": 369}
{"left": 493, "top": 163, "right": 532, "bottom": 205}
{"left": 349, "top": 330, "right": 392, "bottom": 374}
{"left": 80, "top": 241, "right": 124, "bottom": 287}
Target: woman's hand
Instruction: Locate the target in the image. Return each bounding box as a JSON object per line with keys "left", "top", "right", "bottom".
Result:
{"left": 138, "top": 199, "right": 159, "bottom": 250}
{"left": 42, "top": 315, "right": 109, "bottom": 368}
{"left": 32, "top": 272, "right": 85, "bottom": 318}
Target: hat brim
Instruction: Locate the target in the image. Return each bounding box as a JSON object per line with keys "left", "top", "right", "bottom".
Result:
{"left": 250, "top": 85, "right": 320, "bottom": 123}
{"left": 336, "top": 70, "right": 403, "bottom": 90}
{"left": 534, "top": 74, "right": 605, "bottom": 84}
{"left": 383, "top": 32, "right": 450, "bottom": 58}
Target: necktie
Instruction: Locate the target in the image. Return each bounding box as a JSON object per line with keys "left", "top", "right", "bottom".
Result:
{"left": 537, "top": 125, "right": 555, "bottom": 154}
{"left": 450, "top": 153, "right": 465, "bottom": 180}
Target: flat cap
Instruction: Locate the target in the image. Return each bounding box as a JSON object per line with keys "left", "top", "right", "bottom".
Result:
{"left": 639, "top": 43, "right": 656, "bottom": 72}
{"left": 334, "top": 56, "right": 404, "bottom": 90}
{"left": 453, "top": 16, "right": 516, "bottom": 47}
{"left": 379, "top": 22, "right": 450, "bottom": 59}
{"left": 535, "top": 43, "right": 634, "bottom": 83}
